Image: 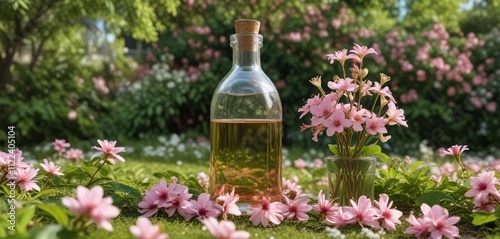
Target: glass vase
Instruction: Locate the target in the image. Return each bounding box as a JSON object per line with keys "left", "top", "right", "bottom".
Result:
{"left": 326, "top": 156, "right": 376, "bottom": 206}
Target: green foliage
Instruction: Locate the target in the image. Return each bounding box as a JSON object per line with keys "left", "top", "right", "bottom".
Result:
{"left": 111, "top": 54, "right": 211, "bottom": 136}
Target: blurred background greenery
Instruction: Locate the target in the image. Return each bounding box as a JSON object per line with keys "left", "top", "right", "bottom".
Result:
{"left": 0, "top": 0, "right": 499, "bottom": 156}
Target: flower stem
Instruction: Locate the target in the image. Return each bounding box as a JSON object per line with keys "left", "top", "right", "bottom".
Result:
{"left": 86, "top": 157, "right": 107, "bottom": 187}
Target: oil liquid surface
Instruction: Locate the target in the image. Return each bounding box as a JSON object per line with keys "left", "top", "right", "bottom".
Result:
{"left": 210, "top": 119, "right": 282, "bottom": 204}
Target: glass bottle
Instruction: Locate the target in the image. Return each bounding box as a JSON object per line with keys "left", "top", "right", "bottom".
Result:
{"left": 209, "top": 19, "right": 282, "bottom": 212}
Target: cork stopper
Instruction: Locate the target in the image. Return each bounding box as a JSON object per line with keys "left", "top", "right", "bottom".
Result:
{"left": 234, "top": 19, "right": 261, "bottom": 34}
{"left": 234, "top": 19, "right": 261, "bottom": 51}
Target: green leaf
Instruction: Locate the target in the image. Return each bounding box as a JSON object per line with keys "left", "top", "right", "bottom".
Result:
{"left": 415, "top": 191, "right": 454, "bottom": 206}
{"left": 36, "top": 204, "right": 69, "bottom": 227}
{"left": 328, "top": 144, "right": 339, "bottom": 156}
{"left": 28, "top": 224, "right": 78, "bottom": 239}
{"left": 31, "top": 189, "right": 58, "bottom": 200}
{"left": 16, "top": 205, "right": 36, "bottom": 234}
{"left": 153, "top": 170, "right": 187, "bottom": 182}
{"left": 472, "top": 212, "right": 498, "bottom": 226}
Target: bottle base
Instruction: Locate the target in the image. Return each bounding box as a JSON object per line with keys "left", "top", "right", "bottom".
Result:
{"left": 237, "top": 203, "right": 251, "bottom": 215}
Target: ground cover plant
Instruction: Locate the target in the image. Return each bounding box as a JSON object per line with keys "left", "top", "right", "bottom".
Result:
{"left": 2, "top": 134, "right": 500, "bottom": 238}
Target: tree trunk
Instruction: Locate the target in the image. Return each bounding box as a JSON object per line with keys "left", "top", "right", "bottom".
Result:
{"left": 0, "top": 52, "right": 15, "bottom": 91}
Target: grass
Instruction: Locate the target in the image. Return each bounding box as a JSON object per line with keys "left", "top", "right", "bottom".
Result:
{"left": 12, "top": 138, "right": 497, "bottom": 239}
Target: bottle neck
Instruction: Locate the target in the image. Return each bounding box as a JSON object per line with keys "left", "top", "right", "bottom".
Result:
{"left": 230, "top": 33, "right": 263, "bottom": 68}
{"left": 234, "top": 49, "right": 261, "bottom": 67}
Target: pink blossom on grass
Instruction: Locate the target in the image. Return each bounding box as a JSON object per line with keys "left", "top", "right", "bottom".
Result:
{"left": 184, "top": 193, "right": 222, "bottom": 221}
{"left": 406, "top": 204, "right": 460, "bottom": 239}
{"left": 129, "top": 216, "right": 169, "bottom": 239}
{"left": 93, "top": 139, "right": 125, "bottom": 164}
{"left": 282, "top": 177, "right": 302, "bottom": 199}
{"left": 465, "top": 171, "right": 500, "bottom": 203}
{"left": 15, "top": 167, "right": 40, "bottom": 191}
{"left": 52, "top": 139, "right": 70, "bottom": 155}
{"left": 440, "top": 145, "right": 469, "bottom": 171}
{"left": 343, "top": 195, "right": 379, "bottom": 229}
{"left": 138, "top": 180, "right": 180, "bottom": 217}
{"left": 373, "top": 194, "right": 402, "bottom": 231}
{"left": 62, "top": 185, "right": 120, "bottom": 231}
{"left": 202, "top": 217, "right": 250, "bottom": 239}
{"left": 65, "top": 148, "right": 84, "bottom": 163}
{"left": 216, "top": 188, "right": 241, "bottom": 220}
{"left": 40, "top": 159, "right": 64, "bottom": 176}
{"left": 312, "top": 190, "right": 337, "bottom": 220}
{"left": 198, "top": 172, "right": 209, "bottom": 189}
{"left": 294, "top": 158, "right": 306, "bottom": 170}
{"left": 405, "top": 214, "right": 429, "bottom": 237}
{"left": 439, "top": 145, "right": 469, "bottom": 158}
{"left": 249, "top": 196, "right": 286, "bottom": 227}
{"left": 424, "top": 204, "right": 460, "bottom": 239}
{"left": 165, "top": 184, "right": 192, "bottom": 218}
{"left": 282, "top": 195, "right": 312, "bottom": 221}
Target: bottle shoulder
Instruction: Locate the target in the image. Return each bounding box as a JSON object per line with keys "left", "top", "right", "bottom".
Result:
{"left": 214, "top": 67, "right": 278, "bottom": 95}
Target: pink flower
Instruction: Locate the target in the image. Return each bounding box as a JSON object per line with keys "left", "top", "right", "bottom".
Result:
{"left": 349, "top": 43, "right": 377, "bottom": 62}
{"left": 327, "top": 77, "right": 359, "bottom": 92}
{"left": 365, "top": 113, "right": 388, "bottom": 135}
{"left": 439, "top": 145, "right": 469, "bottom": 158}
{"left": 40, "top": 159, "right": 64, "bottom": 176}
{"left": 282, "top": 195, "right": 312, "bottom": 221}
{"left": 216, "top": 188, "right": 241, "bottom": 220}
{"left": 325, "top": 49, "right": 356, "bottom": 65}
{"left": 65, "top": 148, "right": 84, "bottom": 163}
{"left": 165, "top": 184, "right": 192, "bottom": 218}
{"left": 184, "top": 193, "right": 222, "bottom": 221}
{"left": 129, "top": 216, "right": 169, "bottom": 239}
{"left": 52, "top": 139, "right": 70, "bottom": 155}
{"left": 9, "top": 149, "right": 29, "bottom": 170}
{"left": 298, "top": 95, "right": 322, "bottom": 119}
{"left": 348, "top": 108, "right": 368, "bottom": 132}
{"left": 312, "top": 190, "right": 337, "bottom": 219}
{"left": 309, "top": 98, "right": 334, "bottom": 126}
{"left": 465, "top": 171, "right": 500, "bottom": 201}
{"left": 369, "top": 82, "right": 395, "bottom": 102}
{"left": 424, "top": 204, "right": 460, "bottom": 239}
{"left": 385, "top": 102, "right": 408, "bottom": 127}
{"left": 249, "top": 196, "right": 286, "bottom": 227}
{"left": 62, "top": 185, "right": 120, "bottom": 231}
{"left": 324, "top": 110, "right": 352, "bottom": 136}
{"left": 202, "top": 217, "right": 250, "bottom": 239}
{"left": 67, "top": 110, "right": 78, "bottom": 120}
{"left": 282, "top": 177, "right": 302, "bottom": 199}
{"left": 138, "top": 192, "right": 161, "bottom": 217}
{"left": 294, "top": 158, "right": 307, "bottom": 170}
{"left": 93, "top": 139, "right": 125, "bottom": 164}
{"left": 343, "top": 195, "right": 379, "bottom": 228}
{"left": 198, "top": 172, "right": 209, "bottom": 188}
{"left": 326, "top": 206, "right": 350, "bottom": 227}
{"left": 313, "top": 159, "right": 324, "bottom": 168}
{"left": 15, "top": 167, "right": 40, "bottom": 191}
{"left": 405, "top": 214, "right": 429, "bottom": 237}
{"left": 373, "top": 194, "right": 402, "bottom": 231}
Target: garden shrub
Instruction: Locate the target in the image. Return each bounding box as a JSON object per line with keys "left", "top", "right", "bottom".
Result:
{"left": 136, "top": 1, "right": 499, "bottom": 155}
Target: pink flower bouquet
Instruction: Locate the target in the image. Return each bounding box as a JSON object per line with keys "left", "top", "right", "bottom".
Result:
{"left": 299, "top": 44, "right": 408, "bottom": 204}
